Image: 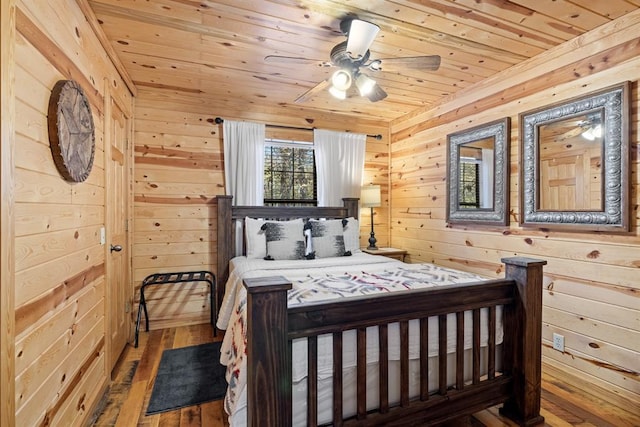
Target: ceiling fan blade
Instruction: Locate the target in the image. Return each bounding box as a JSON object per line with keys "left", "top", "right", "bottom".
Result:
{"left": 294, "top": 79, "right": 331, "bottom": 103}
{"left": 264, "top": 55, "right": 329, "bottom": 67}
{"left": 365, "top": 84, "right": 387, "bottom": 102}
{"left": 345, "top": 19, "right": 380, "bottom": 59}
{"left": 374, "top": 55, "right": 441, "bottom": 71}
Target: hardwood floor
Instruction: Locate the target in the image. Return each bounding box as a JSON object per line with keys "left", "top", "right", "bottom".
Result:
{"left": 90, "top": 323, "right": 639, "bottom": 426}
{"left": 90, "top": 324, "right": 227, "bottom": 427}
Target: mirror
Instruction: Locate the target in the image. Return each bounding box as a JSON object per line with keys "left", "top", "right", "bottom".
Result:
{"left": 537, "top": 111, "right": 604, "bottom": 211}
{"left": 520, "top": 82, "right": 630, "bottom": 231}
{"left": 446, "top": 118, "right": 510, "bottom": 225}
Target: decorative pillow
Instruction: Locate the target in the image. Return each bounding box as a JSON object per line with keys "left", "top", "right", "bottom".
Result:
{"left": 308, "top": 219, "right": 349, "bottom": 258}
{"left": 244, "top": 217, "right": 266, "bottom": 259}
{"left": 262, "top": 219, "right": 306, "bottom": 260}
{"left": 342, "top": 217, "right": 360, "bottom": 254}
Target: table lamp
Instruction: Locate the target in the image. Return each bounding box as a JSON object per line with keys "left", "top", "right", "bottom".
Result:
{"left": 361, "top": 185, "right": 381, "bottom": 249}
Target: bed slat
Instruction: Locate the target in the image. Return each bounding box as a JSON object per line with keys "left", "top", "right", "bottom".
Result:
{"left": 378, "top": 324, "right": 389, "bottom": 414}
{"left": 473, "top": 308, "right": 481, "bottom": 384}
{"left": 333, "top": 332, "right": 343, "bottom": 426}
{"left": 400, "top": 320, "right": 410, "bottom": 407}
{"left": 357, "top": 327, "right": 367, "bottom": 420}
{"left": 488, "top": 306, "right": 496, "bottom": 379}
{"left": 420, "top": 317, "right": 429, "bottom": 401}
{"left": 456, "top": 311, "right": 465, "bottom": 390}
{"left": 308, "top": 336, "right": 318, "bottom": 427}
{"left": 438, "top": 314, "right": 447, "bottom": 395}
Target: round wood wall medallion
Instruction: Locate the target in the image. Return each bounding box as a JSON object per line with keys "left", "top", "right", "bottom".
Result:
{"left": 48, "top": 80, "right": 96, "bottom": 182}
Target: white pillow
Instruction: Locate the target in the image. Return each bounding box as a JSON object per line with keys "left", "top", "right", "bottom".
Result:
{"left": 244, "top": 217, "right": 267, "bottom": 259}
{"left": 343, "top": 217, "right": 360, "bottom": 254}
{"left": 263, "top": 219, "right": 306, "bottom": 260}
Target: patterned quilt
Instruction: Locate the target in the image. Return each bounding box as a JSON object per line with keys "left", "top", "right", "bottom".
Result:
{"left": 216, "top": 253, "right": 492, "bottom": 422}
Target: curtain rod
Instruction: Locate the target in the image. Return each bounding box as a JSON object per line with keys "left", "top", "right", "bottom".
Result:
{"left": 214, "top": 117, "right": 382, "bottom": 140}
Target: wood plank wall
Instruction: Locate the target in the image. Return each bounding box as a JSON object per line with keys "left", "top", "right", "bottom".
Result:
{"left": 390, "top": 11, "right": 640, "bottom": 413}
{"left": 11, "top": 1, "right": 637, "bottom": 423}
{"left": 132, "top": 91, "right": 222, "bottom": 329}
{"left": 132, "top": 90, "right": 390, "bottom": 328}
{"left": 9, "top": 1, "right": 132, "bottom": 425}
{"left": 1, "top": 1, "right": 17, "bottom": 425}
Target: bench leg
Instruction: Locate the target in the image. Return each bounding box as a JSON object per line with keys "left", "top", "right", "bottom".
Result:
{"left": 210, "top": 282, "right": 217, "bottom": 337}
{"left": 134, "top": 287, "right": 148, "bottom": 348}
{"left": 134, "top": 299, "right": 143, "bottom": 348}
{"left": 142, "top": 288, "right": 150, "bottom": 332}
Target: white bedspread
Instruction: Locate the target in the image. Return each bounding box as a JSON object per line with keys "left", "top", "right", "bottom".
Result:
{"left": 216, "top": 253, "right": 499, "bottom": 425}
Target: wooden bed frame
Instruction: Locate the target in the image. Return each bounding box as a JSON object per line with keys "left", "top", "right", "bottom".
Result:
{"left": 216, "top": 195, "right": 546, "bottom": 427}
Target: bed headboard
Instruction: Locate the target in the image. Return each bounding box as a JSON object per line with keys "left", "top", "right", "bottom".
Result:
{"left": 215, "top": 195, "right": 359, "bottom": 307}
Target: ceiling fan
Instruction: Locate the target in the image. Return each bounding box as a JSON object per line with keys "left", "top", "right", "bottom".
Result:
{"left": 265, "top": 17, "right": 441, "bottom": 103}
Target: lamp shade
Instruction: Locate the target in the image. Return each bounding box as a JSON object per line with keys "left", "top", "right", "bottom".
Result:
{"left": 361, "top": 184, "right": 381, "bottom": 207}
{"left": 329, "top": 86, "right": 347, "bottom": 100}
{"left": 355, "top": 73, "right": 377, "bottom": 96}
{"left": 331, "top": 69, "right": 352, "bottom": 91}
{"left": 582, "top": 123, "right": 603, "bottom": 141}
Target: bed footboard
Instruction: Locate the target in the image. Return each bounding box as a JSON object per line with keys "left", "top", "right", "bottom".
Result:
{"left": 243, "top": 257, "right": 546, "bottom": 427}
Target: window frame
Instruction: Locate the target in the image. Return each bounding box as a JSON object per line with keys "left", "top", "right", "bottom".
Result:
{"left": 263, "top": 139, "right": 318, "bottom": 206}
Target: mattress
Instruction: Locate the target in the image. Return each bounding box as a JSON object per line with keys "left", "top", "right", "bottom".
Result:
{"left": 216, "top": 253, "right": 500, "bottom": 426}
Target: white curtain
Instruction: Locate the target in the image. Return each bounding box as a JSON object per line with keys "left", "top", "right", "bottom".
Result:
{"left": 314, "top": 129, "right": 366, "bottom": 206}
{"left": 480, "top": 148, "right": 494, "bottom": 208}
{"left": 223, "top": 120, "right": 265, "bottom": 205}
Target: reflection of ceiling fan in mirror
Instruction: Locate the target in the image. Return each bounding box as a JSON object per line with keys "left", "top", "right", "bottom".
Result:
{"left": 265, "top": 17, "right": 441, "bottom": 103}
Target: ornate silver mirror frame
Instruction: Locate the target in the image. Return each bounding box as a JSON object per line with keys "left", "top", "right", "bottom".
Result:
{"left": 519, "top": 82, "right": 630, "bottom": 231}
{"left": 446, "top": 117, "right": 510, "bottom": 226}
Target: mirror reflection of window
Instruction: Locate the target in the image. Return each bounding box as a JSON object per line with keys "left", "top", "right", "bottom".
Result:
{"left": 459, "top": 155, "right": 480, "bottom": 209}
{"left": 536, "top": 111, "right": 603, "bottom": 211}
{"left": 458, "top": 138, "right": 495, "bottom": 210}
{"left": 447, "top": 117, "right": 509, "bottom": 225}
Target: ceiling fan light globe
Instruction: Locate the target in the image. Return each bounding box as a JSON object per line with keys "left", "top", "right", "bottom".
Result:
{"left": 329, "top": 86, "right": 347, "bottom": 100}
{"left": 592, "top": 124, "right": 603, "bottom": 138}
{"left": 331, "top": 69, "right": 352, "bottom": 91}
{"left": 582, "top": 128, "right": 595, "bottom": 141}
{"left": 356, "top": 74, "right": 377, "bottom": 96}
{"left": 346, "top": 19, "right": 380, "bottom": 59}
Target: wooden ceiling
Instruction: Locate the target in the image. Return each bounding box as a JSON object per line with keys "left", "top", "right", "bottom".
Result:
{"left": 88, "top": 0, "right": 640, "bottom": 124}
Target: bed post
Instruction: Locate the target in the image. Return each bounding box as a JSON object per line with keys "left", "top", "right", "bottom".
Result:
{"left": 216, "top": 195, "right": 233, "bottom": 309}
{"left": 500, "top": 257, "right": 546, "bottom": 426}
{"left": 342, "top": 197, "right": 359, "bottom": 219}
{"left": 244, "top": 276, "right": 293, "bottom": 427}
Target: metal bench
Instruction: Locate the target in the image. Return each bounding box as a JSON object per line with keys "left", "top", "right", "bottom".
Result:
{"left": 134, "top": 270, "right": 216, "bottom": 347}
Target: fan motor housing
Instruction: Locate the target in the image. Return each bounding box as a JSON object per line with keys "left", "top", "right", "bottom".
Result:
{"left": 330, "top": 41, "right": 370, "bottom": 70}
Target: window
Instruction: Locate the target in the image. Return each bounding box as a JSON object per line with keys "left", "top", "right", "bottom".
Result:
{"left": 263, "top": 140, "right": 317, "bottom": 206}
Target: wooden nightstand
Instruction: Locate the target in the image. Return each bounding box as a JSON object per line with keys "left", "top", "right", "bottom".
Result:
{"left": 362, "top": 247, "right": 407, "bottom": 262}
